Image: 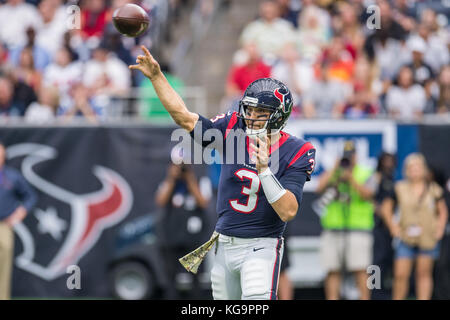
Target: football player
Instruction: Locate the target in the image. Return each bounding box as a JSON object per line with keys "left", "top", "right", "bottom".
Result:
{"left": 130, "top": 46, "right": 316, "bottom": 300}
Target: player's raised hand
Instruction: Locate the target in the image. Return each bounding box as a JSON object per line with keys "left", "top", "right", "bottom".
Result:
{"left": 250, "top": 136, "right": 270, "bottom": 173}
{"left": 129, "top": 45, "right": 161, "bottom": 80}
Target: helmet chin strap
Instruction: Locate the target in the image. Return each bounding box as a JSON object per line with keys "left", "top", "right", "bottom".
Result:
{"left": 245, "top": 126, "right": 281, "bottom": 140}
{"left": 245, "top": 127, "right": 267, "bottom": 138}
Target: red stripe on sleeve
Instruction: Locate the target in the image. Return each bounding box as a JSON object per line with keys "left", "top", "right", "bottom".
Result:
{"left": 287, "top": 142, "right": 314, "bottom": 168}
{"left": 224, "top": 112, "right": 238, "bottom": 139}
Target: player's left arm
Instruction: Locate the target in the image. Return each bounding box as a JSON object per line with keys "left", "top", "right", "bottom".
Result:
{"left": 251, "top": 137, "right": 315, "bottom": 222}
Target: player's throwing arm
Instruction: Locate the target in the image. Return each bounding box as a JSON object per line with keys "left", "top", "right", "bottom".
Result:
{"left": 129, "top": 46, "right": 199, "bottom": 131}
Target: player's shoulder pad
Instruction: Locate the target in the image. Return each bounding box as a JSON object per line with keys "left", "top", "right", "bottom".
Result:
{"left": 210, "top": 110, "right": 235, "bottom": 124}
{"left": 286, "top": 139, "right": 316, "bottom": 169}
{"left": 210, "top": 111, "right": 239, "bottom": 138}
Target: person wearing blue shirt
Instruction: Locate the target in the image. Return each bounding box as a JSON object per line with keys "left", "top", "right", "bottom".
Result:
{"left": 0, "top": 142, "right": 37, "bottom": 300}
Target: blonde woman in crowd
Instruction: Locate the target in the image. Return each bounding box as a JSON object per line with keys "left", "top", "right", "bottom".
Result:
{"left": 381, "top": 153, "right": 448, "bottom": 300}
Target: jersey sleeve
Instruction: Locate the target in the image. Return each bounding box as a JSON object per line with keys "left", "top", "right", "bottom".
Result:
{"left": 189, "top": 111, "right": 238, "bottom": 148}
{"left": 279, "top": 168, "right": 307, "bottom": 209}
{"left": 278, "top": 141, "right": 316, "bottom": 208}
{"left": 286, "top": 142, "right": 316, "bottom": 181}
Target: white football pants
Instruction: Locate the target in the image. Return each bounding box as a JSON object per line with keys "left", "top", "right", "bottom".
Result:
{"left": 210, "top": 233, "right": 284, "bottom": 300}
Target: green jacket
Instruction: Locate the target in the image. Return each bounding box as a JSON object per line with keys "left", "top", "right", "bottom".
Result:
{"left": 321, "top": 164, "right": 374, "bottom": 231}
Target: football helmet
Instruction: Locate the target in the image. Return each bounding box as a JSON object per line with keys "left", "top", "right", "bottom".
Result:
{"left": 238, "top": 78, "right": 293, "bottom": 137}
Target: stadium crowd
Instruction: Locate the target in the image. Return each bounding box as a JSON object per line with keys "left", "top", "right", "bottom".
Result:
{"left": 0, "top": 0, "right": 448, "bottom": 123}
{"left": 0, "top": 0, "right": 193, "bottom": 123}
{"left": 224, "top": 0, "right": 450, "bottom": 120}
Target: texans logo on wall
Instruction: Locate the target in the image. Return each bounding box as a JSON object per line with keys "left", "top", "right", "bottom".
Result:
{"left": 8, "top": 143, "right": 133, "bottom": 281}
{"left": 0, "top": 126, "right": 177, "bottom": 297}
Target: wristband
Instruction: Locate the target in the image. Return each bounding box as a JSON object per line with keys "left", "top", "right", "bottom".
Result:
{"left": 258, "top": 167, "right": 286, "bottom": 204}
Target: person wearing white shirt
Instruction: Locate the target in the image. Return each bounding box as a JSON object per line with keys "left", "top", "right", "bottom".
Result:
{"left": 43, "top": 47, "right": 83, "bottom": 111}
{"left": 82, "top": 44, "right": 131, "bottom": 117}
{"left": 82, "top": 45, "right": 131, "bottom": 95}
{"left": 0, "top": 0, "right": 43, "bottom": 49}
{"left": 271, "top": 43, "right": 314, "bottom": 114}
{"left": 35, "top": 0, "right": 68, "bottom": 59}
{"left": 240, "top": 0, "right": 295, "bottom": 62}
{"left": 24, "top": 86, "right": 59, "bottom": 124}
{"left": 386, "top": 66, "right": 426, "bottom": 120}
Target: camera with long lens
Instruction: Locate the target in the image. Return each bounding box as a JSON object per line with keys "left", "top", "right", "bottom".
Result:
{"left": 312, "top": 141, "right": 356, "bottom": 216}
{"left": 340, "top": 156, "right": 351, "bottom": 169}
{"left": 312, "top": 186, "right": 338, "bottom": 217}
{"left": 340, "top": 140, "right": 355, "bottom": 168}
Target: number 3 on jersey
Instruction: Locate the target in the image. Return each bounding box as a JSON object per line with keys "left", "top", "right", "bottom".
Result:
{"left": 229, "top": 169, "right": 261, "bottom": 214}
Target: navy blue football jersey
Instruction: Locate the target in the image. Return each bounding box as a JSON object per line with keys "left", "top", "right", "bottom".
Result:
{"left": 189, "top": 111, "right": 316, "bottom": 238}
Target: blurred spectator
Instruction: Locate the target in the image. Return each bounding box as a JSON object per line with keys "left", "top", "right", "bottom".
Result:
{"left": 0, "top": 77, "right": 21, "bottom": 116}
{"left": 341, "top": 83, "right": 377, "bottom": 119}
{"left": 381, "top": 153, "right": 448, "bottom": 300}
{"left": 276, "top": 0, "right": 300, "bottom": 28}
{"left": 392, "top": 0, "right": 418, "bottom": 32}
{"left": 435, "top": 65, "right": 450, "bottom": 114}
{"left": 13, "top": 46, "right": 42, "bottom": 92}
{"left": 80, "top": 0, "right": 110, "bottom": 41}
{"left": 9, "top": 27, "right": 51, "bottom": 72}
{"left": 82, "top": 43, "right": 131, "bottom": 115}
{"left": 404, "top": 36, "right": 435, "bottom": 88}
{"left": 155, "top": 147, "right": 210, "bottom": 299}
{"left": 403, "top": 35, "right": 438, "bottom": 113}
{"left": 225, "top": 43, "right": 271, "bottom": 108}
{"left": 377, "top": 0, "right": 408, "bottom": 41}
{"left": 364, "top": 32, "right": 408, "bottom": 93}
{"left": 364, "top": 0, "right": 409, "bottom": 68}
{"left": 351, "top": 56, "right": 378, "bottom": 101}
{"left": 316, "top": 141, "right": 376, "bottom": 300}
{"left": 271, "top": 43, "right": 314, "bottom": 117}
{"left": 302, "top": 62, "right": 350, "bottom": 118}
{"left": 83, "top": 44, "right": 131, "bottom": 96}
{"left": 296, "top": 3, "right": 330, "bottom": 64}
{"left": 24, "top": 85, "right": 59, "bottom": 124}
{"left": 372, "top": 152, "right": 397, "bottom": 299}
{"left": 35, "top": 0, "right": 67, "bottom": 59}
{"left": 101, "top": 24, "right": 134, "bottom": 66}
{"left": 0, "top": 141, "right": 37, "bottom": 300}
{"left": 318, "top": 36, "right": 355, "bottom": 84}
{"left": 0, "top": 75, "right": 36, "bottom": 117}
{"left": 43, "top": 47, "right": 82, "bottom": 111}
{"left": 0, "top": 0, "right": 42, "bottom": 49}
{"left": 240, "top": 0, "right": 295, "bottom": 62}
{"left": 63, "top": 83, "right": 100, "bottom": 124}
{"left": 333, "top": 1, "right": 365, "bottom": 59}
{"left": 417, "top": 11, "right": 449, "bottom": 74}
{"left": 62, "top": 31, "right": 80, "bottom": 62}
{"left": 386, "top": 66, "right": 426, "bottom": 120}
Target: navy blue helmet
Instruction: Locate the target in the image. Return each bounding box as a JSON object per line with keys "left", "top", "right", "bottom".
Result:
{"left": 238, "top": 78, "right": 293, "bottom": 136}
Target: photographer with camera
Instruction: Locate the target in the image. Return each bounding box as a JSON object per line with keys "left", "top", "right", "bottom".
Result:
{"left": 316, "top": 141, "right": 376, "bottom": 300}
{"left": 155, "top": 147, "right": 211, "bottom": 299}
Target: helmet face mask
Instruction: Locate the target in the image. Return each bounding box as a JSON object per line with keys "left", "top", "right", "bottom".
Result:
{"left": 238, "top": 78, "right": 293, "bottom": 138}
{"left": 240, "top": 103, "right": 273, "bottom": 137}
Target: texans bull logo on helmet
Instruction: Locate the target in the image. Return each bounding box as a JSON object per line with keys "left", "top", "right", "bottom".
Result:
{"left": 274, "top": 88, "right": 290, "bottom": 113}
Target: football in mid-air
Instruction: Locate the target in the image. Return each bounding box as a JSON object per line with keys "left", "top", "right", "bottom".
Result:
{"left": 112, "top": 4, "right": 150, "bottom": 37}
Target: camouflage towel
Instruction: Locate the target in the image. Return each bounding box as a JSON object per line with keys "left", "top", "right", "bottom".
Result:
{"left": 178, "top": 231, "right": 219, "bottom": 274}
